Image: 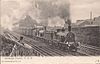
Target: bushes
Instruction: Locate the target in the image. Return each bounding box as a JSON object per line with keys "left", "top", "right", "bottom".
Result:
{"left": 72, "top": 26, "right": 100, "bottom": 47}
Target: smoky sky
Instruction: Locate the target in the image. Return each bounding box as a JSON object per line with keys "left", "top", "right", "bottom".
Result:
{"left": 36, "top": 0, "right": 70, "bottom": 19}
{"left": 70, "top": 0, "right": 100, "bottom": 22}
{"left": 1, "top": 0, "right": 100, "bottom": 29}
{"left": 1, "top": 0, "right": 70, "bottom": 29}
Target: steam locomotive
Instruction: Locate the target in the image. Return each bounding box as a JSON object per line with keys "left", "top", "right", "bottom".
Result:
{"left": 55, "top": 31, "right": 79, "bottom": 52}
{"left": 37, "top": 26, "right": 79, "bottom": 52}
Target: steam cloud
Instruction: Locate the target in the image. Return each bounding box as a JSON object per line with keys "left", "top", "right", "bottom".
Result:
{"left": 36, "top": 0, "right": 70, "bottom": 19}
{"left": 31, "top": 0, "right": 70, "bottom": 26}
{"left": 1, "top": 0, "right": 70, "bottom": 29}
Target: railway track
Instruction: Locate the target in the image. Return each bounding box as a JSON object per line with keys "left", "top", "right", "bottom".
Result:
{"left": 2, "top": 32, "right": 52, "bottom": 56}
{"left": 31, "top": 46, "right": 53, "bottom": 56}
{"left": 40, "top": 46, "right": 72, "bottom": 56}
{"left": 78, "top": 44, "right": 100, "bottom": 56}
{"left": 4, "top": 31, "right": 72, "bottom": 56}
{"left": 49, "top": 45, "right": 88, "bottom": 56}
{"left": 23, "top": 39, "right": 71, "bottom": 56}
{"left": 3, "top": 31, "right": 100, "bottom": 56}
{"left": 19, "top": 34, "right": 88, "bottom": 56}
{"left": 31, "top": 35, "right": 100, "bottom": 56}
{"left": 2, "top": 31, "right": 69, "bottom": 56}
{"left": 26, "top": 36, "right": 89, "bottom": 56}
{"left": 2, "top": 32, "right": 77, "bottom": 56}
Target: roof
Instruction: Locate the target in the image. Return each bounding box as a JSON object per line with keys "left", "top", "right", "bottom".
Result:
{"left": 76, "top": 20, "right": 86, "bottom": 25}
{"left": 83, "top": 25, "right": 99, "bottom": 27}
{"left": 18, "top": 15, "right": 37, "bottom": 27}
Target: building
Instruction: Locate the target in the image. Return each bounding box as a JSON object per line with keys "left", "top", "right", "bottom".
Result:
{"left": 93, "top": 16, "right": 100, "bottom": 26}
{"left": 76, "top": 19, "right": 91, "bottom": 27}
{"left": 13, "top": 15, "right": 37, "bottom": 36}
{"left": 19, "top": 15, "right": 37, "bottom": 28}
{"left": 76, "top": 16, "right": 100, "bottom": 27}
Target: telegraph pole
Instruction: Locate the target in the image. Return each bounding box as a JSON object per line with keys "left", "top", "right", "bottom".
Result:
{"left": 90, "top": 11, "right": 93, "bottom": 20}
{"left": 90, "top": 11, "right": 93, "bottom": 24}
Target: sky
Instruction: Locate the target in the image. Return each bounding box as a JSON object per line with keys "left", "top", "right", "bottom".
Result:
{"left": 1, "top": 0, "right": 100, "bottom": 30}
{"left": 70, "top": 0, "right": 100, "bottom": 22}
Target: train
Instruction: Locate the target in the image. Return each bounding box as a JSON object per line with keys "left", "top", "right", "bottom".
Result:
{"left": 18, "top": 25, "right": 79, "bottom": 52}
{"left": 35, "top": 27, "right": 79, "bottom": 52}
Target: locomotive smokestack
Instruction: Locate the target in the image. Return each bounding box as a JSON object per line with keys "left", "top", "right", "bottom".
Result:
{"left": 67, "top": 19, "right": 71, "bottom": 32}
{"left": 65, "top": 18, "right": 71, "bottom": 32}
{"left": 68, "top": 25, "right": 71, "bottom": 31}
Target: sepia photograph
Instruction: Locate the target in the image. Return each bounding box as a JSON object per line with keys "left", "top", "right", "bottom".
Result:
{"left": 0, "top": 0, "right": 100, "bottom": 57}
